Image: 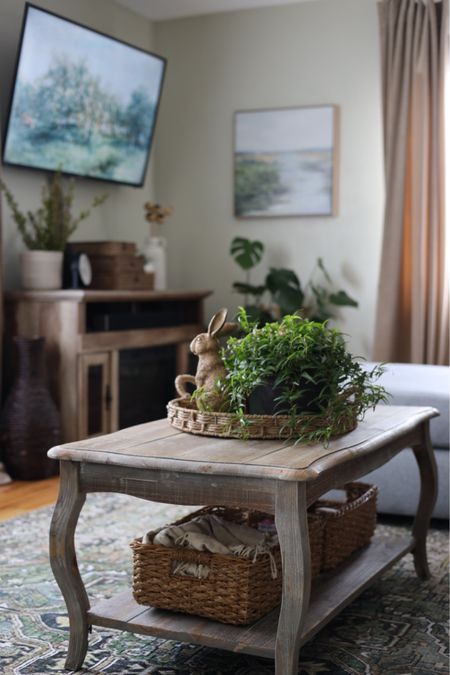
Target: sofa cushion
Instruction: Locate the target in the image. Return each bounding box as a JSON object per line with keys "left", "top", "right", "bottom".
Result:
{"left": 363, "top": 447, "right": 449, "bottom": 518}
{"left": 363, "top": 362, "right": 449, "bottom": 449}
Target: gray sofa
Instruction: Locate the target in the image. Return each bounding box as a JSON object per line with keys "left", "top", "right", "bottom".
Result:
{"left": 362, "top": 362, "right": 449, "bottom": 519}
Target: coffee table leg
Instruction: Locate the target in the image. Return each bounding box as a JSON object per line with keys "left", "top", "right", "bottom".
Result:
{"left": 412, "top": 422, "right": 438, "bottom": 579}
{"left": 274, "top": 481, "right": 311, "bottom": 675}
{"left": 49, "top": 461, "right": 90, "bottom": 670}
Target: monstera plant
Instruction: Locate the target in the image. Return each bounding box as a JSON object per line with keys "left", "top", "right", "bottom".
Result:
{"left": 230, "top": 236, "right": 358, "bottom": 324}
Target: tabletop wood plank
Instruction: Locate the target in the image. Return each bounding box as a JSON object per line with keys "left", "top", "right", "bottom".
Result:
{"left": 107, "top": 432, "right": 283, "bottom": 459}
{"left": 66, "top": 418, "right": 181, "bottom": 452}
{"left": 248, "top": 423, "right": 385, "bottom": 469}
{"left": 78, "top": 433, "right": 287, "bottom": 464}
{"left": 48, "top": 406, "right": 438, "bottom": 481}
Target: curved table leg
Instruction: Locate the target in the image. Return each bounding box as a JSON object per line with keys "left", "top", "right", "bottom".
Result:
{"left": 49, "top": 461, "right": 90, "bottom": 670}
{"left": 412, "top": 422, "right": 438, "bottom": 579}
{"left": 274, "top": 481, "right": 311, "bottom": 675}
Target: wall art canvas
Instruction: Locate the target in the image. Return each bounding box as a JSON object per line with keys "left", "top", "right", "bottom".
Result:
{"left": 234, "top": 105, "right": 338, "bottom": 218}
{"left": 2, "top": 5, "right": 166, "bottom": 186}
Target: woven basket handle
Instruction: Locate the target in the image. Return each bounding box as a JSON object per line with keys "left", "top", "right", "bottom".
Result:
{"left": 175, "top": 374, "right": 196, "bottom": 398}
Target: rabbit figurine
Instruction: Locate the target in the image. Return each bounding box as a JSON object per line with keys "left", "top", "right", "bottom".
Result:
{"left": 175, "top": 308, "right": 238, "bottom": 411}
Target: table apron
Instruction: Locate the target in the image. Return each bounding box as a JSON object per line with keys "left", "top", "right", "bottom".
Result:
{"left": 77, "top": 426, "right": 423, "bottom": 511}
{"left": 306, "top": 428, "right": 423, "bottom": 504}
{"left": 79, "top": 462, "right": 278, "bottom": 512}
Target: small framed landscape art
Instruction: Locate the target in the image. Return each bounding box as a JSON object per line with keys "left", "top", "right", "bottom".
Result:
{"left": 234, "top": 105, "right": 339, "bottom": 218}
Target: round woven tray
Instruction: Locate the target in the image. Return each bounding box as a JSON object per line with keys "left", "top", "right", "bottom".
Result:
{"left": 167, "top": 397, "right": 358, "bottom": 440}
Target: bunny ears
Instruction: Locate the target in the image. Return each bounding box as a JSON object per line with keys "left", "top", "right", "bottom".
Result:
{"left": 207, "top": 308, "right": 238, "bottom": 339}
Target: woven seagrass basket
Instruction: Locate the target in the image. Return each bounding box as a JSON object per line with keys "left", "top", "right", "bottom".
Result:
{"left": 311, "top": 482, "right": 378, "bottom": 571}
{"left": 131, "top": 505, "right": 324, "bottom": 625}
{"left": 167, "top": 397, "right": 358, "bottom": 440}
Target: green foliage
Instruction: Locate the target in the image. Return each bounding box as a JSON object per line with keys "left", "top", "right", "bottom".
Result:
{"left": 265, "top": 268, "right": 304, "bottom": 315}
{"left": 232, "top": 282, "right": 266, "bottom": 297}
{"left": 307, "top": 258, "right": 358, "bottom": 322}
{"left": 230, "top": 237, "right": 264, "bottom": 270}
{"left": 329, "top": 290, "right": 359, "bottom": 307}
{"left": 241, "top": 304, "right": 273, "bottom": 325}
{"left": 0, "top": 171, "right": 107, "bottom": 251}
{"left": 230, "top": 236, "right": 358, "bottom": 324}
{"left": 218, "top": 308, "right": 388, "bottom": 445}
{"left": 190, "top": 385, "right": 212, "bottom": 412}
{"left": 234, "top": 158, "right": 284, "bottom": 216}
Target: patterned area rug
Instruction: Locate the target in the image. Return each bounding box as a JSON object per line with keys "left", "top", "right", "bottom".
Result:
{"left": 0, "top": 493, "right": 448, "bottom": 675}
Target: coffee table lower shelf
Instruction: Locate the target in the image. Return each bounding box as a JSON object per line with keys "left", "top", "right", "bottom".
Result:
{"left": 88, "top": 534, "right": 413, "bottom": 660}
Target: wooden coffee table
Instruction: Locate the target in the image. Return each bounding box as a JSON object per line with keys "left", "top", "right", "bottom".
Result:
{"left": 48, "top": 405, "right": 438, "bottom": 674}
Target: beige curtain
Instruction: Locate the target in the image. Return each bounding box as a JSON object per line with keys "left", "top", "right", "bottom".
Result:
{"left": 374, "top": 0, "right": 449, "bottom": 364}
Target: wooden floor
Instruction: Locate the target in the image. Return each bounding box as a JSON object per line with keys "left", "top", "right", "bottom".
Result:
{"left": 0, "top": 476, "right": 59, "bottom": 522}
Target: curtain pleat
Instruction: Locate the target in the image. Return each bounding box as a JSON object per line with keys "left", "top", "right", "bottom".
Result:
{"left": 374, "top": 0, "right": 449, "bottom": 365}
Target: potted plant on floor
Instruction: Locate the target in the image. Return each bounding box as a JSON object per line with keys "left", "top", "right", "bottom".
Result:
{"left": 230, "top": 236, "right": 358, "bottom": 324}
{"left": 1, "top": 171, "right": 107, "bottom": 290}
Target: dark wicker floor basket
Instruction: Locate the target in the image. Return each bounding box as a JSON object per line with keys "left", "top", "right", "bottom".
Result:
{"left": 131, "top": 505, "right": 324, "bottom": 625}
{"left": 310, "top": 482, "right": 378, "bottom": 571}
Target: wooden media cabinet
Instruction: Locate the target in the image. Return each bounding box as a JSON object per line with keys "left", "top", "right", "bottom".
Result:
{"left": 4, "top": 289, "right": 210, "bottom": 442}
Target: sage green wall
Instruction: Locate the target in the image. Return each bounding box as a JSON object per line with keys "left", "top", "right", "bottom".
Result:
{"left": 0, "top": 0, "right": 156, "bottom": 289}
{"left": 154, "top": 0, "right": 384, "bottom": 356}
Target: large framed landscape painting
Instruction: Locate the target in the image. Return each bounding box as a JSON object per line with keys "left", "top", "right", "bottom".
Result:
{"left": 2, "top": 4, "right": 166, "bottom": 186}
{"left": 234, "top": 105, "right": 339, "bottom": 218}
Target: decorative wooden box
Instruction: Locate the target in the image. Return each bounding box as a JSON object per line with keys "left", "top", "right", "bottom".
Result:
{"left": 70, "top": 241, "right": 154, "bottom": 290}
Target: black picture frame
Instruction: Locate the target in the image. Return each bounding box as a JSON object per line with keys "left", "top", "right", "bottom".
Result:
{"left": 1, "top": 3, "right": 167, "bottom": 188}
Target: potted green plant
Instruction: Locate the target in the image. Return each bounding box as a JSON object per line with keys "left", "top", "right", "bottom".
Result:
{"left": 230, "top": 236, "right": 358, "bottom": 324}
{"left": 217, "top": 309, "right": 387, "bottom": 445}
{"left": 1, "top": 171, "right": 107, "bottom": 290}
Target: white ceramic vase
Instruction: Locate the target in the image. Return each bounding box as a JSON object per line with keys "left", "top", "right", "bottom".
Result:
{"left": 143, "top": 235, "right": 167, "bottom": 290}
{"left": 20, "top": 250, "right": 63, "bottom": 290}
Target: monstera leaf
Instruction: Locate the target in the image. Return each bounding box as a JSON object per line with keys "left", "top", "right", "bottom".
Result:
{"left": 328, "top": 290, "right": 358, "bottom": 307}
{"left": 230, "top": 237, "right": 264, "bottom": 271}
{"left": 232, "top": 282, "right": 266, "bottom": 297}
{"left": 265, "top": 267, "right": 304, "bottom": 315}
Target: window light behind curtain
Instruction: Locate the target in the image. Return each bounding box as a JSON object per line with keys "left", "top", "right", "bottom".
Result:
{"left": 374, "top": 0, "right": 449, "bottom": 365}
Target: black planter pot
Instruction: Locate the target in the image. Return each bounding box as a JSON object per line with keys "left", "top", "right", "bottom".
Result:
{"left": 247, "top": 379, "right": 323, "bottom": 416}
{"left": 0, "top": 337, "right": 61, "bottom": 480}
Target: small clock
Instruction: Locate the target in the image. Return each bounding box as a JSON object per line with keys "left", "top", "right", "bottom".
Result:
{"left": 78, "top": 253, "right": 92, "bottom": 287}
{"left": 63, "top": 249, "right": 92, "bottom": 289}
